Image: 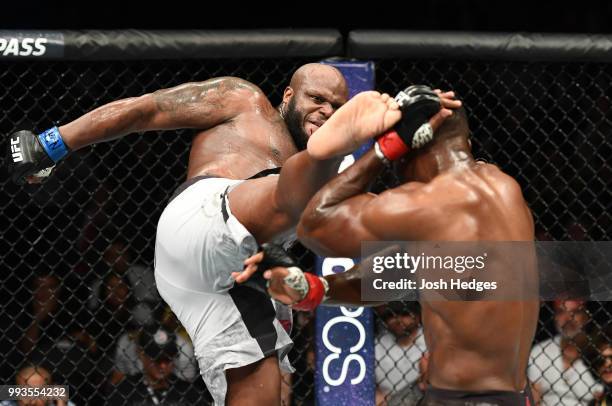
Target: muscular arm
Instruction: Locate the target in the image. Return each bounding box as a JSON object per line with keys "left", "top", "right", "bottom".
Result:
{"left": 321, "top": 255, "right": 367, "bottom": 307}
{"left": 294, "top": 149, "right": 431, "bottom": 306}
{"left": 58, "top": 77, "right": 258, "bottom": 150}
{"left": 272, "top": 149, "right": 413, "bottom": 307}
{"left": 251, "top": 241, "right": 413, "bottom": 306}
{"left": 298, "top": 145, "right": 438, "bottom": 258}
{"left": 229, "top": 90, "right": 406, "bottom": 244}
{"left": 297, "top": 148, "right": 385, "bottom": 257}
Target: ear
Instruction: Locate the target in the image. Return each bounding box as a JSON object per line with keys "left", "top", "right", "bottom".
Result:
{"left": 282, "top": 86, "right": 294, "bottom": 104}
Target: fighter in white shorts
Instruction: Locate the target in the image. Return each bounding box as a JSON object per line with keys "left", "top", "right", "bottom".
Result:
{"left": 10, "top": 63, "right": 456, "bottom": 403}
{"left": 154, "top": 172, "right": 296, "bottom": 402}
{"left": 153, "top": 84, "right": 418, "bottom": 403}
{"left": 10, "top": 64, "right": 349, "bottom": 404}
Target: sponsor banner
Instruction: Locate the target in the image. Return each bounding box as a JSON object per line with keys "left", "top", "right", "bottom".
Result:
{"left": 314, "top": 60, "right": 376, "bottom": 406}
{"left": 0, "top": 31, "right": 64, "bottom": 58}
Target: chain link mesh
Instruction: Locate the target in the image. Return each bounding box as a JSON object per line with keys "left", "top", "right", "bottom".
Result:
{"left": 1, "top": 56, "right": 611, "bottom": 405}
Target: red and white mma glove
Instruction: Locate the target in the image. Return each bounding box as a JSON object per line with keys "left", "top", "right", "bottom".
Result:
{"left": 283, "top": 267, "right": 329, "bottom": 311}
{"left": 259, "top": 243, "right": 329, "bottom": 311}
{"left": 375, "top": 85, "right": 441, "bottom": 163}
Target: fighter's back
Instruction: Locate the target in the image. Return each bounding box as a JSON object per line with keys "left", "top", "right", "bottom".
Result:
{"left": 393, "top": 162, "right": 538, "bottom": 392}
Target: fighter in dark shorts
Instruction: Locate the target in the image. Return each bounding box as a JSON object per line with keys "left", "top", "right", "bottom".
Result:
{"left": 238, "top": 105, "right": 538, "bottom": 406}
{"left": 9, "top": 64, "right": 462, "bottom": 405}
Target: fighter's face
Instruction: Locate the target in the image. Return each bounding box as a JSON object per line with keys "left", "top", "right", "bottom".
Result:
{"left": 283, "top": 75, "right": 348, "bottom": 150}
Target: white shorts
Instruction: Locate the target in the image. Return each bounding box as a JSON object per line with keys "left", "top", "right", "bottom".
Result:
{"left": 154, "top": 176, "right": 293, "bottom": 405}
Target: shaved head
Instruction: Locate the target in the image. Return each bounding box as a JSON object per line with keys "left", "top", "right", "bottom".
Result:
{"left": 282, "top": 63, "right": 349, "bottom": 150}
{"left": 434, "top": 106, "right": 469, "bottom": 140}
{"left": 289, "top": 63, "right": 347, "bottom": 92}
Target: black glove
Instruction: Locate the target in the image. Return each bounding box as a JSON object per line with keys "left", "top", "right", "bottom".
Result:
{"left": 8, "top": 127, "right": 69, "bottom": 184}
{"left": 240, "top": 243, "right": 299, "bottom": 294}
{"left": 258, "top": 243, "right": 299, "bottom": 271}
{"left": 257, "top": 243, "right": 328, "bottom": 311}
{"left": 375, "top": 85, "right": 441, "bottom": 161}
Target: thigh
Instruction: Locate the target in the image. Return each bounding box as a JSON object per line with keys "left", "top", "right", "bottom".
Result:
{"left": 225, "top": 354, "right": 281, "bottom": 406}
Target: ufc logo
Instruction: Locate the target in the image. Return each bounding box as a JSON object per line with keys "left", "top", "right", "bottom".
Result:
{"left": 11, "top": 137, "right": 23, "bottom": 162}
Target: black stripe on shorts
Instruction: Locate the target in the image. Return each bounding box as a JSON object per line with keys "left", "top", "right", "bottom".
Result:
{"left": 228, "top": 284, "right": 278, "bottom": 356}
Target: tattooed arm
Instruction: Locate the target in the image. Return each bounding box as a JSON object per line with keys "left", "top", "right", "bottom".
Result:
{"left": 58, "top": 77, "right": 261, "bottom": 151}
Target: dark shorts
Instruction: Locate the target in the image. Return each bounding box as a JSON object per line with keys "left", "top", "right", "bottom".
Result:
{"left": 419, "top": 385, "right": 534, "bottom": 406}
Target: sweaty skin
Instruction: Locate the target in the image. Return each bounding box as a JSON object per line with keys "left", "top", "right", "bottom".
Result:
{"left": 55, "top": 65, "right": 350, "bottom": 243}
{"left": 248, "top": 107, "right": 539, "bottom": 394}
{"left": 61, "top": 77, "right": 295, "bottom": 180}
{"left": 40, "top": 71, "right": 459, "bottom": 403}
{"left": 59, "top": 64, "right": 348, "bottom": 181}
{"left": 44, "top": 65, "right": 351, "bottom": 405}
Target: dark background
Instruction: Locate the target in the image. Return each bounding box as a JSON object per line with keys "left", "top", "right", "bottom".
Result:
{"left": 3, "top": 1, "right": 612, "bottom": 33}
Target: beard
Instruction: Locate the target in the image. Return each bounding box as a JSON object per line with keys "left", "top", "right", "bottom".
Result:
{"left": 284, "top": 98, "right": 309, "bottom": 151}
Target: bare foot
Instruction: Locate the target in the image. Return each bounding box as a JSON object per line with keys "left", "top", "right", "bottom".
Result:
{"left": 307, "top": 91, "right": 402, "bottom": 160}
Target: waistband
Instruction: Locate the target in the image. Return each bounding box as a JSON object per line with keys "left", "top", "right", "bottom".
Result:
{"left": 167, "top": 175, "right": 218, "bottom": 204}
{"left": 420, "top": 384, "right": 532, "bottom": 406}
{"left": 168, "top": 167, "right": 282, "bottom": 205}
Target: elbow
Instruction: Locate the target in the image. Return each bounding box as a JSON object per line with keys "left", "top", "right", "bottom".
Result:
{"left": 296, "top": 216, "right": 318, "bottom": 250}
{"left": 297, "top": 211, "right": 332, "bottom": 256}
{"left": 297, "top": 210, "right": 352, "bottom": 258}
{"left": 296, "top": 221, "right": 314, "bottom": 246}
{"left": 297, "top": 206, "right": 324, "bottom": 241}
{"left": 298, "top": 189, "right": 336, "bottom": 236}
